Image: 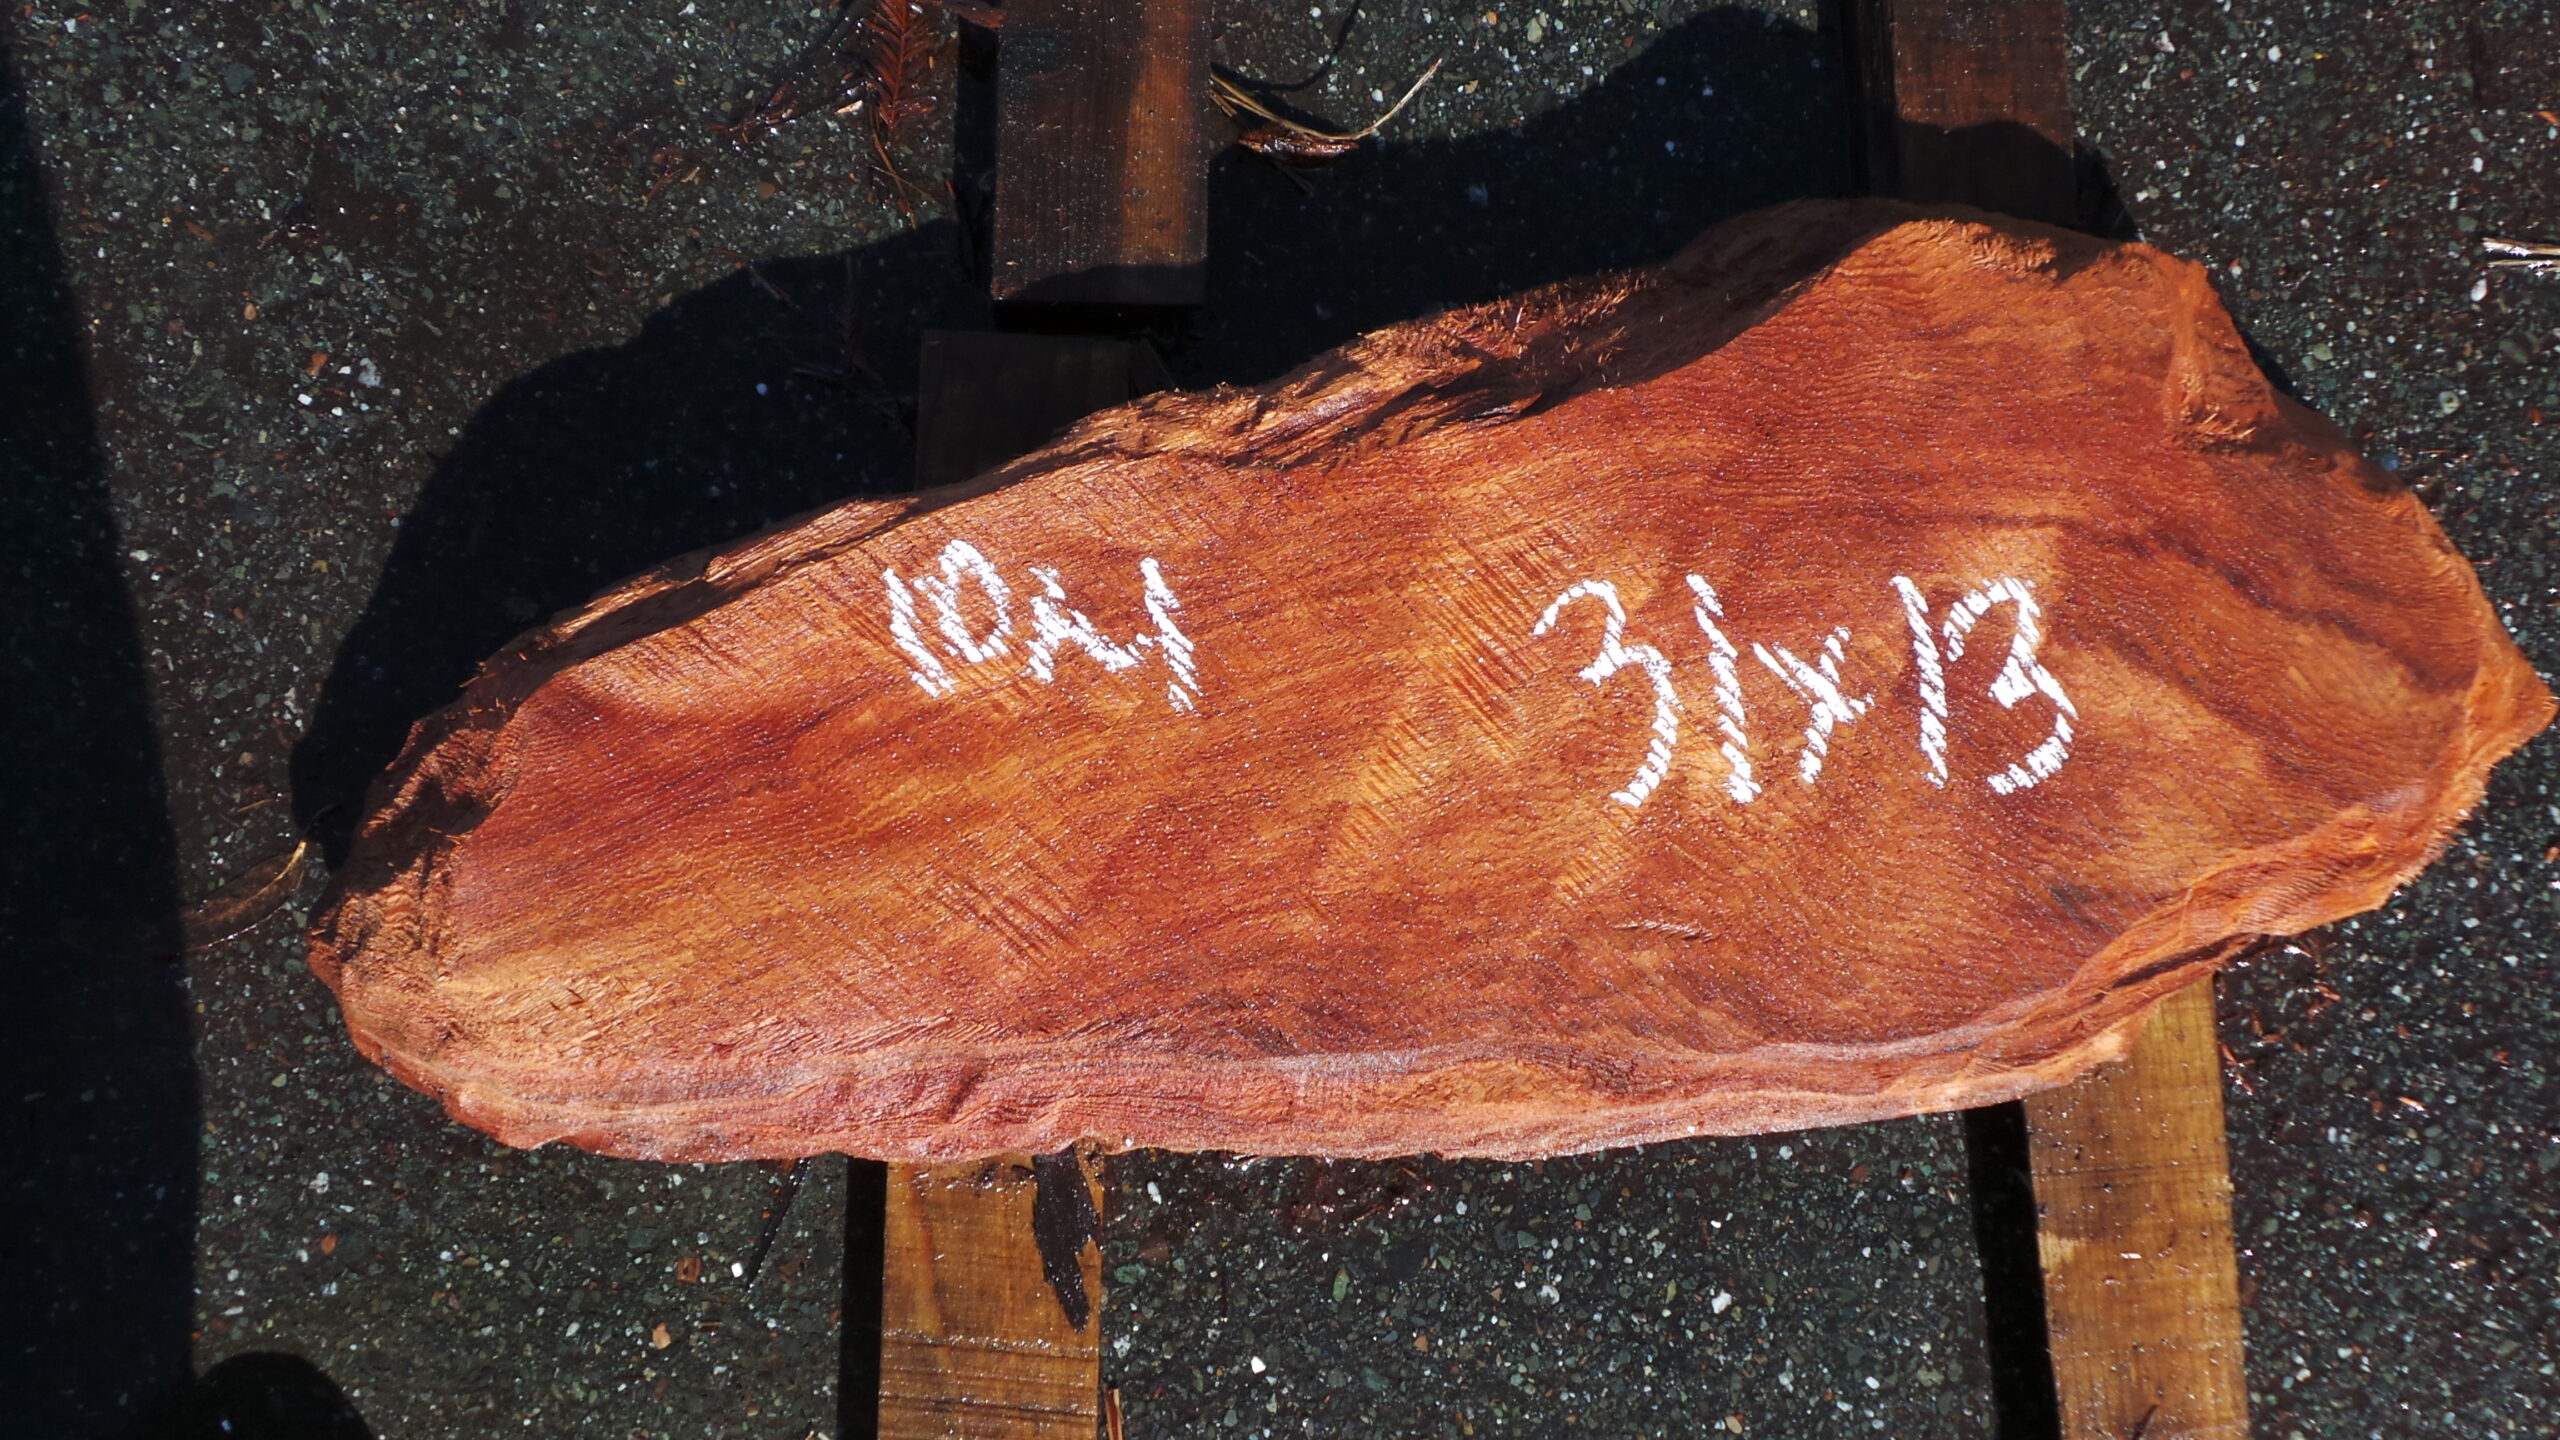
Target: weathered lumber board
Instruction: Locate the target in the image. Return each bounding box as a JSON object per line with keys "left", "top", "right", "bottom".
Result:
{"left": 989, "top": 0, "right": 1209, "bottom": 305}
{"left": 878, "top": 1154, "right": 1102, "bottom": 1440}
{"left": 308, "top": 198, "right": 2551, "bottom": 1163}
{"left": 884, "top": 0, "right": 1207, "bottom": 1421}
{"left": 2026, "top": 982, "right": 2249, "bottom": 1440}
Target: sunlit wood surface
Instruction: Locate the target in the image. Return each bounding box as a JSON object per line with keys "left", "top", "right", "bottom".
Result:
{"left": 309, "top": 199, "right": 2549, "bottom": 1164}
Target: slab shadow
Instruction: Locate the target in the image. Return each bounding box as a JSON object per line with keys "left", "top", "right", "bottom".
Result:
{"left": 1182, "top": 5, "right": 1854, "bottom": 386}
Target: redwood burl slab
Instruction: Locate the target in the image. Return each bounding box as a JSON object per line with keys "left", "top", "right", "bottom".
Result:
{"left": 310, "top": 200, "right": 2551, "bottom": 1162}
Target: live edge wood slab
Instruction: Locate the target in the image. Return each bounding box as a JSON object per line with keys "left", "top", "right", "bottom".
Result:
{"left": 310, "top": 199, "right": 2550, "bottom": 1163}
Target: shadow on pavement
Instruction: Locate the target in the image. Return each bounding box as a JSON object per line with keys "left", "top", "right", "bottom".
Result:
{"left": 0, "top": 34, "right": 199, "bottom": 1440}
{"left": 1184, "top": 5, "right": 1851, "bottom": 385}
{"left": 287, "top": 225, "right": 982, "bottom": 858}
{"left": 133, "top": 1353, "right": 375, "bottom": 1440}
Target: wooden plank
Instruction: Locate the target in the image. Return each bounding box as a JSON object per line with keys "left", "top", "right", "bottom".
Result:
{"left": 316, "top": 211, "right": 2528, "bottom": 1163}
{"left": 990, "top": 0, "right": 1210, "bottom": 306}
{"left": 1847, "top": 0, "right": 2079, "bottom": 226}
{"left": 1849, "top": 5, "right": 2251, "bottom": 1437}
{"left": 2024, "top": 985, "right": 2251, "bottom": 1440}
{"left": 877, "top": 1156, "right": 1105, "bottom": 1440}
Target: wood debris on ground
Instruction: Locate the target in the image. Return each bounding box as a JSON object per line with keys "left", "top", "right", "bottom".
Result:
{"left": 1214, "top": 58, "right": 1441, "bottom": 176}
{"left": 2484, "top": 236, "right": 2560, "bottom": 277}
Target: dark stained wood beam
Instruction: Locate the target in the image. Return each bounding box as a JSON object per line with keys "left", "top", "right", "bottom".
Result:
{"left": 990, "top": 0, "right": 1211, "bottom": 306}
{"left": 878, "top": 1154, "right": 1106, "bottom": 1440}
{"left": 873, "top": 337, "right": 1151, "bottom": 1440}
{"left": 1848, "top": 0, "right": 2080, "bottom": 227}
{"left": 2026, "top": 984, "right": 2252, "bottom": 1440}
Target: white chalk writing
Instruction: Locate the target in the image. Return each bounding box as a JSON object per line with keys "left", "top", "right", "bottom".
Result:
{"left": 1024, "top": 565, "right": 1144, "bottom": 683}
{"left": 1534, "top": 579, "right": 1681, "bottom": 808}
{"left": 885, "top": 547, "right": 2074, "bottom": 804}
{"left": 919, "top": 540, "right": 1012, "bottom": 665}
{"left": 1530, "top": 573, "right": 2076, "bottom": 806}
{"left": 1139, "top": 558, "right": 1199, "bottom": 715}
{"left": 1891, "top": 575, "right": 1949, "bottom": 788}
{"left": 1936, "top": 576, "right": 2075, "bottom": 795}
{"left": 1753, "top": 627, "right": 1874, "bottom": 786}
{"left": 885, "top": 540, "right": 1196, "bottom": 712}
{"left": 1684, "top": 576, "right": 1761, "bottom": 804}
{"left": 884, "top": 566, "right": 951, "bottom": 698}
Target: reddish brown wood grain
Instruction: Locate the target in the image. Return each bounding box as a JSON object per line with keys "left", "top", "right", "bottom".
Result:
{"left": 309, "top": 200, "right": 2550, "bottom": 1162}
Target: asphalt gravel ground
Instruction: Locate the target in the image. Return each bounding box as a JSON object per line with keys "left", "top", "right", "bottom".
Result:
{"left": 0, "top": 2, "right": 2551, "bottom": 1438}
